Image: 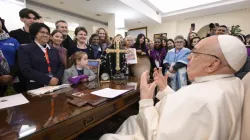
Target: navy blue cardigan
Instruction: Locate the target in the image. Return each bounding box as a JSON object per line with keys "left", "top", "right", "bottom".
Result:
{"left": 18, "top": 42, "right": 64, "bottom": 90}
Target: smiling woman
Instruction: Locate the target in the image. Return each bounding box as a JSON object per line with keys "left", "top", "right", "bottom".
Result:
{"left": 50, "top": 30, "right": 68, "bottom": 68}
{"left": 18, "top": 23, "right": 65, "bottom": 90}
{"left": 68, "top": 26, "right": 94, "bottom": 59}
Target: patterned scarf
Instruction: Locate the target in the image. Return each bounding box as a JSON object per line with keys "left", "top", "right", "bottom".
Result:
{"left": 0, "top": 50, "right": 10, "bottom": 75}
{"left": 0, "top": 30, "right": 10, "bottom": 41}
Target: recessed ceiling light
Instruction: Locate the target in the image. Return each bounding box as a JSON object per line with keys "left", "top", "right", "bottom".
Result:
{"left": 96, "top": 14, "right": 101, "bottom": 17}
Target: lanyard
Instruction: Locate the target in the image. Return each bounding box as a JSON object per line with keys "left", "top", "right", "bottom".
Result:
{"left": 44, "top": 48, "right": 52, "bottom": 74}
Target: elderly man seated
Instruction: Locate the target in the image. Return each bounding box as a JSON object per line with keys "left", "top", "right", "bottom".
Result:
{"left": 100, "top": 35, "right": 247, "bottom": 140}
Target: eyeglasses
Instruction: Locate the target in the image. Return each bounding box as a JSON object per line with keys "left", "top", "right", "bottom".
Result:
{"left": 39, "top": 31, "right": 50, "bottom": 36}
{"left": 175, "top": 41, "right": 183, "bottom": 44}
{"left": 190, "top": 50, "right": 219, "bottom": 59}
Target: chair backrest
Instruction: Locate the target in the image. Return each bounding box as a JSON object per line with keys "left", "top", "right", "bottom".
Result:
{"left": 241, "top": 72, "right": 250, "bottom": 140}
{"left": 131, "top": 55, "right": 151, "bottom": 78}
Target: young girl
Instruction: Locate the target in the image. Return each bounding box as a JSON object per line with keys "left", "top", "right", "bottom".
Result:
{"left": 62, "top": 52, "right": 96, "bottom": 84}
{"left": 50, "top": 30, "right": 67, "bottom": 68}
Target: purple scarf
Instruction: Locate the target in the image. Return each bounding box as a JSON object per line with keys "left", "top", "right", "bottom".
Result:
{"left": 247, "top": 48, "right": 250, "bottom": 56}
{"left": 150, "top": 47, "right": 167, "bottom": 64}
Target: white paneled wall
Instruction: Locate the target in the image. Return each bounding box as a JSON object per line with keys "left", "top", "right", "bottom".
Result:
{"left": 147, "top": 9, "right": 250, "bottom": 40}
{"left": 0, "top": 0, "right": 26, "bottom": 31}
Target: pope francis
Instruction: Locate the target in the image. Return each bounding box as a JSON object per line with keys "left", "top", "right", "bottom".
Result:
{"left": 100, "top": 35, "right": 247, "bottom": 140}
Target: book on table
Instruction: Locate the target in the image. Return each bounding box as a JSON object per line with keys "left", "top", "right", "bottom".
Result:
{"left": 27, "top": 84, "right": 71, "bottom": 95}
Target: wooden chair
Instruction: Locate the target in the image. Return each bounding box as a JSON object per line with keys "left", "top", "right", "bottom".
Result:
{"left": 241, "top": 72, "right": 250, "bottom": 140}
{"left": 130, "top": 55, "right": 151, "bottom": 78}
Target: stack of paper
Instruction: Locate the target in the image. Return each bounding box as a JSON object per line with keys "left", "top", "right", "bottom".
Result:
{"left": 91, "top": 88, "right": 129, "bottom": 98}
{"left": 0, "top": 94, "right": 29, "bottom": 109}
{"left": 27, "top": 84, "right": 71, "bottom": 95}
{"left": 127, "top": 82, "right": 138, "bottom": 90}
{"left": 125, "top": 48, "right": 138, "bottom": 64}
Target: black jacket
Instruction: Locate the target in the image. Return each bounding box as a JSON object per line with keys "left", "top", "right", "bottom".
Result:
{"left": 18, "top": 42, "right": 64, "bottom": 90}
{"left": 62, "top": 35, "right": 73, "bottom": 57}
{"left": 9, "top": 29, "right": 32, "bottom": 45}
{"left": 68, "top": 43, "right": 95, "bottom": 59}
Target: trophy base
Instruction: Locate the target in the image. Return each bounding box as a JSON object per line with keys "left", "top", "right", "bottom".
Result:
{"left": 112, "top": 73, "right": 126, "bottom": 80}
{"left": 111, "top": 73, "right": 128, "bottom": 85}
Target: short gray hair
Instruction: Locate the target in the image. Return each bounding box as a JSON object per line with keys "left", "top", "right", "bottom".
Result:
{"left": 124, "top": 35, "right": 133, "bottom": 41}
{"left": 174, "top": 35, "right": 184, "bottom": 41}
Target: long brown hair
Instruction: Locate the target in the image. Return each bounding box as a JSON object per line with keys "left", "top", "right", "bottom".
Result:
{"left": 69, "top": 51, "right": 87, "bottom": 67}
{"left": 50, "top": 30, "right": 63, "bottom": 45}
{"left": 96, "top": 28, "right": 111, "bottom": 45}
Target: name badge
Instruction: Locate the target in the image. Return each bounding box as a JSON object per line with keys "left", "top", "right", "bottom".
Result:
{"left": 12, "top": 77, "right": 19, "bottom": 83}
{"left": 155, "top": 60, "right": 160, "bottom": 68}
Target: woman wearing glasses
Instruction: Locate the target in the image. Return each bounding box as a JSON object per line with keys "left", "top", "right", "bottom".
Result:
{"left": 163, "top": 35, "right": 190, "bottom": 91}
{"left": 18, "top": 23, "right": 64, "bottom": 90}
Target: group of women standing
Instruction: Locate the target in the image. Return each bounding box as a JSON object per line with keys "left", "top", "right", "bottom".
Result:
{"left": 0, "top": 16, "right": 201, "bottom": 95}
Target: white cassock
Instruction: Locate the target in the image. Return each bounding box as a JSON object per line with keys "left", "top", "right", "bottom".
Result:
{"left": 100, "top": 74, "right": 244, "bottom": 140}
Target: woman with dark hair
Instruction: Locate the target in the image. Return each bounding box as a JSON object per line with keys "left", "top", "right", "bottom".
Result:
{"left": 69, "top": 27, "right": 94, "bottom": 59}
{"left": 0, "top": 17, "right": 21, "bottom": 94}
{"left": 50, "top": 30, "right": 67, "bottom": 68}
{"left": 132, "top": 33, "right": 147, "bottom": 55}
{"left": 0, "top": 17, "right": 9, "bottom": 33}
{"left": 0, "top": 50, "right": 11, "bottom": 96}
{"left": 161, "top": 38, "right": 168, "bottom": 52}
{"left": 187, "top": 31, "right": 198, "bottom": 46}
{"left": 18, "top": 23, "right": 64, "bottom": 90}
{"left": 189, "top": 36, "right": 201, "bottom": 50}
{"left": 89, "top": 34, "right": 102, "bottom": 59}
{"left": 96, "top": 28, "right": 111, "bottom": 50}
{"left": 150, "top": 38, "right": 167, "bottom": 73}
{"left": 167, "top": 39, "right": 175, "bottom": 50}
{"left": 0, "top": 18, "right": 20, "bottom": 68}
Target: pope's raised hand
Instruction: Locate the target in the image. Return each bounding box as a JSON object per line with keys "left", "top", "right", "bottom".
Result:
{"left": 153, "top": 67, "right": 168, "bottom": 91}
{"left": 140, "top": 70, "right": 157, "bottom": 99}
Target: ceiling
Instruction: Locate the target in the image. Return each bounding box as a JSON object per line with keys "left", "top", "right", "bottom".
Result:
{"left": 26, "top": 0, "right": 250, "bottom": 29}
{"left": 162, "top": 0, "right": 250, "bottom": 21}
{"left": 26, "top": 0, "right": 157, "bottom": 29}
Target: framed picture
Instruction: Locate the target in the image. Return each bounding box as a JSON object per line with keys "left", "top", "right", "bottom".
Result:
{"left": 154, "top": 33, "right": 168, "bottom": 41}
{"left": 154, "top": 34, "right": 161, "bottom": 41}
{"left": 88, "top": 59, "right": 100, "bottom": 77}
{"left": 160, "top": 33, "right": 167, "bottom": 39}
{"left": 127, "top": 27, "right": 147, "bottom": 38}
